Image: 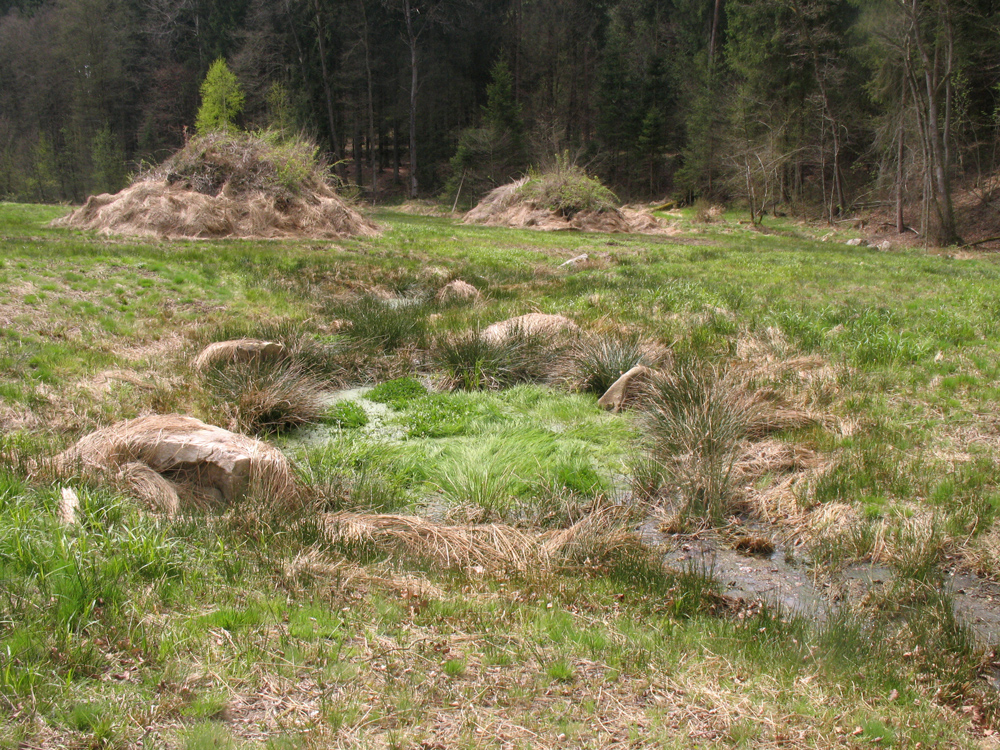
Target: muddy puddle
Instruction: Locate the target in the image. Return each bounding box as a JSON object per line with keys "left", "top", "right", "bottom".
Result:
{"left": 642, "top": 516, "right": 1000, "bottom": 645}
{"left": 640, "top": 517, "right": 830, "bottom": 623}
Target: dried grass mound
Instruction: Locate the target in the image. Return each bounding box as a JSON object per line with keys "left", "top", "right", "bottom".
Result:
{"left": 463, "top": 167, "right": 670, "bottom": 234}
{"left": 482, "top": 313, "right": 580, "bottom": 344}
{"left": 54, "top": 414, "right": 296, "bottom": 514}
{"left": 192, "top": 339, "right": 287, "bottom": 372}
{"left": 435, "top": 279, "right": 481, "bottom": 303}
{"left": 52, "top": 131, "right": 379, "bottom": 240}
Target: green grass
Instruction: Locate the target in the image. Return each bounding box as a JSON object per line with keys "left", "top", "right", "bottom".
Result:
{"left": 365, "top": 376, "right": 428, "bottom": 407}
{"left": 289, "top": 384, "right": 632, "bottom": 520}
{"left": 321, "top": 399, "right": 369, "bottom": 429}
{"left": 2, "top": 200, "right": 1000, "bottom": 746}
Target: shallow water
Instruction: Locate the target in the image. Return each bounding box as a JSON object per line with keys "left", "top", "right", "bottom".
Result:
{"left": 641, "top": 517, "right": 829, "bottom": 622}
{"left": 643, "top": 514, "right": 1000, "bottom": 644}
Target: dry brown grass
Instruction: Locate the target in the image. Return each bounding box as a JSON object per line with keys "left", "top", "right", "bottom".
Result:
{"left": 481, "top": 312, "right": 580, "bottom": 344}
{"left": 191, "top": 339, "right": 288, "bottom": 372}
{"left": 322, "top": 504, "right": 640, "bottom": 575}
{"left": 116, "top": 461, "right": 182, "bottom": 516}
{"left": 324, "top": 511, "right": 541, "bottom": 572}
{"left": 282, "top": 547, "right": 448, "bottom": 600}
{"left": 693, "top": 199, "right": 725, "bottom": 223}
{"left": 463, "top": 177, "right": 671, "bottom": 234}
{"left": 51, "top": 414, "right": 298, "bottom": 514}
{"left": 52, "top": 180, "right": 379, "bottom": 240}
{"left": 52, "top": 132, "right": 379, "bottom": 239}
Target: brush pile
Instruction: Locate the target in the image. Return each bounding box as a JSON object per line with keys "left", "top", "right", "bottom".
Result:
{"left": 53, "top": 131, "right": 379, "bottom": 240}
{"left": 464, "top": 165, "right": 669, "bottom": 233}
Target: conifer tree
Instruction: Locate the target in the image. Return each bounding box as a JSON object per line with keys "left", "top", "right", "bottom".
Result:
{"left": 195, "top": 58, "right": 245, "bottom": 135}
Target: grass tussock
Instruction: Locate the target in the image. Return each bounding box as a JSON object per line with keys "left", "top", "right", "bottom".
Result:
{"left": 328, "top": 295, "right": 429, "bottom": 352}
{"left": 200, "top": 358, "right": 326, "bottom": 435}
{"left": 640, "top": 357, "right": 827, "bottom": 525}
{"left": 571, "top": 332, "right": 660, "bottom": 395}
{"left": 434, "top": 326, "right": 558, "bottom": 390}
{"left": 194, "top": 319, "right": 349, "bottom": 381}
{"left": 642, "top": 363, "right": 757, "bottom": 523}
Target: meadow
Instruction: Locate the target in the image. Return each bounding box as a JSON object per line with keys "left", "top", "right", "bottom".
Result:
{"left": 2, "top": 200, "right": 1000, "bottom": 748}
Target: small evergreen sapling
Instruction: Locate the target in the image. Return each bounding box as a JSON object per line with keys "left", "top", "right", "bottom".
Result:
{"left": 195, "top": 59, "right": 245, "bottom": 135}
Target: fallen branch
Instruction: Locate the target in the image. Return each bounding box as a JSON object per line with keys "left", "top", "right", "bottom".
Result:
{"left": 960, "top": 235, "right": 1000, "bottom": 249}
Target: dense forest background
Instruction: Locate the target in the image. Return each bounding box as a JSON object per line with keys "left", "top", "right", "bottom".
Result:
{"left": 1, "top": 0, "right": 998, "bottom": 243}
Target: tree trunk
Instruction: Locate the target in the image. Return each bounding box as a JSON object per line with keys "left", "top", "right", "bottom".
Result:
{"left": 910, "top": 0, "right": 960, "bottom": 244}
{"left": 354, "top": 126, "right": 363, "bottom": 187}
{"left": 393, "top": 120, "right": 400, "bottom": 183}
{"left": 709, "top": 0, "right": 724, "bottom": 72}
{"left": 513, "top": 0, "right": 522, "bottom": 101}
{"left": 404, "top": 0, "right": 418, "bottom": 198}
{"left": 313, "top": 0, "right": 342, "bottom": 174}
{"left": 896, "top": 81, "right": 907, "bottom": 234}
{"left": 359, "top": 0, "right": 378, "bottom": 198}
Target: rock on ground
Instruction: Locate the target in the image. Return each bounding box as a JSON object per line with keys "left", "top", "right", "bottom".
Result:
{"left": 55, "top": 415, "right": 296, "bottom": 513}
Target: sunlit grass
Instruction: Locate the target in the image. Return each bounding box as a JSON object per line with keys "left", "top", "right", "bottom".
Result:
{"left": 2, "top": 201, "right": 1000, "bottom": 746}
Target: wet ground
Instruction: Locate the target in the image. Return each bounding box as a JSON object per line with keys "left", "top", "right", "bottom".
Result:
{"left": 640, "top": 517, "right": 831, "bottom": 623}
{"left": 641, "top": 515, "right": 1000, "bottom": 646}
{"left": 296, "top": 386, "right": 1000, "bottom": 646}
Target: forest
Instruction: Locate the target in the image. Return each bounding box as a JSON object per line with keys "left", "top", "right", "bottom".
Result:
{"left": 1, "top": 0, "right": 999, "bottom": 245}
